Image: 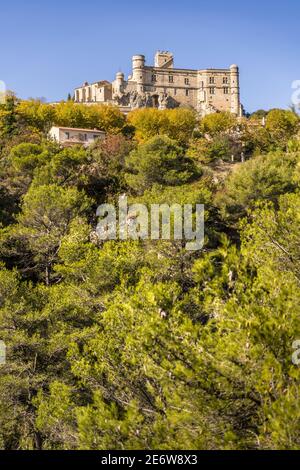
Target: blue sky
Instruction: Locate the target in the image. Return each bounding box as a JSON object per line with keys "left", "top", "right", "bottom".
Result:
{"left": 1, "top": 0, "right": 299, "bottom": 113}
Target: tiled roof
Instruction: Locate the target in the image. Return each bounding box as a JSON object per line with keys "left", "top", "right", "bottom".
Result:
{"left": 53, "top": 126, "right": 105, "bottom": 133}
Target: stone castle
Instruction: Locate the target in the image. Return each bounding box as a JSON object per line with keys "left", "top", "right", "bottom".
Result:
{"left": 74, "top": 51, "right": 242, "bottom": 116}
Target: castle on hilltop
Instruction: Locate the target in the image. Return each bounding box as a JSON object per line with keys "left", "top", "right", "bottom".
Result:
{"left": 74, "top": 51, "right": 242, "bottom": 116}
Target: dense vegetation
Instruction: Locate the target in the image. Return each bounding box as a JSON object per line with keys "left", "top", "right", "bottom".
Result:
{"left": 0, "top": 94, "right": 300, "bottom": 449}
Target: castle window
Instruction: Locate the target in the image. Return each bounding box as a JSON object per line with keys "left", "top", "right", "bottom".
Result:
{"left": 169, "top": 75, "right": 173, "bottom": 83}
{"left": 184, "top": 78, "right": 189, "bottom": 85}
{"left": 209, "top": 87, "right": 215, "bottom": 95}
{"left": 174, "top": 89, "right": 177, "bottom": 95}
{"left": 65, "top": 132, "right": 70, "bottom": 140}
{"left": 209, "top": 77, "right": 215, "bottom": 84}
{"left": 151, "top": 74, "right": 157, "bottom": 82}
{"left": 224, "top": 87, "right": 229, "bottom": 94}
{"left": 223, "top": 77, "right": 228, "bottom": 84}
{"left": 186, "top": 89, "right": 189, "bottom": 96}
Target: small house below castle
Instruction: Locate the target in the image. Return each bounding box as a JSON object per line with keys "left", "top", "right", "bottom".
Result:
{"left": 49, "top": 126, "right": 106, "bottom": 147}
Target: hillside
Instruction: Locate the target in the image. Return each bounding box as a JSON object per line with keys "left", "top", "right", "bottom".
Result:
{"left": 0, "top": 97, "right": 300, "bottom": 450}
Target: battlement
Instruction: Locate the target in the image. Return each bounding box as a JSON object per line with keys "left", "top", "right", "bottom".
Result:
{"left": 154, "top": 51, "right": 174, "bottom": 68}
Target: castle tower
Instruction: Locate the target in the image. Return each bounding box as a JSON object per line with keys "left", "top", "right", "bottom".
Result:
{"left": 132, "top": 54, "right": 145, "bottom": 92}
{"left": 154, "top": 51, "right": 174, "bottom": 68}
{"left": 230, "top": 64, "right": 241, "bottom": 116}
{"left": 114, "top": 71, "right": 125, "bottom": 94}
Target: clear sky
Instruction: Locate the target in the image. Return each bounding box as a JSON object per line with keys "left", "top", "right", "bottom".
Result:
{"left": 1, "top": 0, "right": 299, "bottom": 113}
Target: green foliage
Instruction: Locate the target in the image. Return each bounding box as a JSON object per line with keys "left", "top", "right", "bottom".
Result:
{"left": 0, "top": 184, "right": 92, "bottom": 283}
{"left": 31, "top": 146, "right": 89, "bottom": 189}
{"left": 247, "top": 126, "right": 274, "bottom": 155}
{"left": 216, "top": 151, "right": 300, "bottom": 220}
{"left": 287, "top": 137, "right": 300, "bottom": 153}
{"left": 125, "top": 135, "right": 200, "bottom": 193}
{"left": 0, "top": 94, "right": 18, "bottom": 139}
{"left": 87, "top": 134, "right": 133, "bottom": 195}
{"left": 0, "top": 103, "right": 300, "bottom": 450}
{"left": 0, "top": 142, "right": 55, "bottom": 224}
{"left": 266, "top": 109, "right": 299, "bottom": 148}
{"left": 188, "top": 134, "right": 241, "bottom": 163}
{"left": 250, "top": 109, "right": 269, "bottom": 119}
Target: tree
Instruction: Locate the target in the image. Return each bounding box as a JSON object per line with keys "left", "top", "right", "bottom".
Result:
{"left": 246, "top": 126, "right": 274, "bottom": 155}
{"left": 31, "top": 145, "right": 89, "bottom": 190}
{"left": 43, "top": 191, "right": 300, "bottom": 449}
{"left": 192, "top": 194, "right": 300, "bottom": 449}
{"left": 0, "top": 142, "right": 53, "bottom": 224}
{"left": 188, "top": 134, "right": 242, "bottom": 163}
{"left": 0, "top": 266, "right": 46, "bottom": 449}
{"left": 250, "top": 109, "right": 268, "bottom": 120}
{"left": 164, "top": 108, "right": 198, "bottom": 145}
{"left": 125, "top": 135, "right": 200, "bottom": 193}
{"left": 1, "top": 97, "right": 300, "bottom": 450}
{"left": 86, "top": 134, "right": 133, "bottom": 196}
{"left": 53, "top": 101, "right": 126, "bottom": 134}
{"left": 0, "top": 184, "right": 92, "bottom": 284}
{"left": 200, "top": 112, "right": 237, "bottom": 137}
{"left": 216, "top": 151, "right": 300, "bottom": 221}
{"left": 0, "top": 93, "right": 18, "bottom": 139}
{"left": 17, "top": 99, "right": 56, "bottom": 134}
{"left": 266, "top": 109, "right": 299, "bottom": 148}
{"left": 127, "top": 108, "right": 197, "bottom": 145}
{"left": 0, "top": 256, "right": 101, "bottom": 449}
